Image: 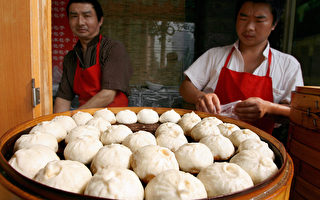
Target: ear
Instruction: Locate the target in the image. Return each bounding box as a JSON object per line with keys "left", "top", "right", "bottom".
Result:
{"left": 99, "top": 17, "right": 104, "bottom": 26}
{"left": 271, "top": 22, "right": 277, "bottom": 31}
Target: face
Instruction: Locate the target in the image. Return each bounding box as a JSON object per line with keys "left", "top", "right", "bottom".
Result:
{"left": 236, "top": 2, "right": 276, "bottom": 48}
{"left": 68, "top": 3, "right": 103, "bottom": 41}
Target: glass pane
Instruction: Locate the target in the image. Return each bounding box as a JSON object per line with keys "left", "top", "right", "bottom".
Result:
{"left": 292, "top": 0, "right": 320, "bottom": 86}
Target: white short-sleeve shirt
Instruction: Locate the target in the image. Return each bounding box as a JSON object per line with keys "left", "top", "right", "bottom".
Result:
{"left": 184, "top": 41, "right": 304, "bottom": 104}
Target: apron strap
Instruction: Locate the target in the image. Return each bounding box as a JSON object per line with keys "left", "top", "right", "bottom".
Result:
{"left": 223, "top": 46, "right": 235, "bottom": 68}
{"left": 223, "top": 46, "right": 272, "bottom": 77}
{"left": 266, "top": 48, "right": 272, "bottom": 77}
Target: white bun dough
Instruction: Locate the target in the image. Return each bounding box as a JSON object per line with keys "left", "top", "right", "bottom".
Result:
{"left": 9, "top": 145, "right": 59, "bottom": 179}
{"left": 197, "top": 162, "right": 254, "bottom": 198}
{"left": 93, "top": 108, "right": 116, "bottom": 124}
{"left": 145, "top": 169, "right": 207, "bottom": 200}
{"left": 201, "top": 117, "right": 223, "bottom": 125}
{"left": 175, "top": 143, "right": 213, "bottom": 173}
{"left": 64, "top": 136, "right": 103, "bottom": 165}
{"left": 137, "top": 109, "right": 159, "bottom": 124}
{"left": 90, "top": 144, "right": 132, "bottom": 174}
{"left": 72, "top": 111, "right": 94, "bottom": 126}
{"left": 155, "top": 122, "right": 188, "bottom": 152}
{"left": 131, "top": 145, "right": 179, "bottom": 183}
{"left": 238, "top": 138, "right": 275, "bottom": 160}
{"left": 86, "top": 117, "right": 111, "bottom": 134}
{"left": 230, "top": 150, "right": 278, "bottom": 185}
{"left": 178, "top": 111, "right": 201, "bottom": 136}
{"left": 65, "top": 125, "right": 100, "bottom": 144}
{"left": 100, "top": 124, "right": 133, "bottom": 145}
{"left": 190, "top": 120, "right": 221, "bottom": 141}
{"left": 199, "top": 134, "right": 235, "bottom": 161}
{"left": 34, "top": 160, "right": 92, "bottom": 194}
{"left": 14, "top": 131, "right": 58, "bottom": 152}
{"left": 51, "top": 115, "right": 77, "bottom": 133}
{"left": 122, "top": 131, "right": 157, "bottom": 153}
{"left": 159, "top": 109, "right": 181, "bottom": 123}
{"left": 155, "top": 122, "right": 184, "bottom": 137}
{"left": 116, "top": 109, "right": 138, "bottom": 124}
{"left": 217, "top": 123, "right": 241, "bottom": 138}
{"left": 84, "top": 167, "right": 144, "bottom": 200}
{"left": 229, "top": 129, "right": 260, "bottom": 147}
{"left": 29, "top": 121, "right": 67, "bottom": 142}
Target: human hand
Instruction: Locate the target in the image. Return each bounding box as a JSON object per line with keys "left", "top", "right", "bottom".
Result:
{"left": 233, "top": 97, "right": 271, "bottom": 122}
{"left": 195, "top": 93, "right": 221, "bottom": 114}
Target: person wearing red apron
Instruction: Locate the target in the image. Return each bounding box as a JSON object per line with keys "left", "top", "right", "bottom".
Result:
{"left": 73, "top": 34, "right": 128, "bottom": 107}
{"left": 54, "top": 0, "right": 132, "bottom": 113}
{"left": 179, "top": 0, "right": 300, "bottom": 134}
{"left": 214, "top": 47, "right": 274, "bottom": 133}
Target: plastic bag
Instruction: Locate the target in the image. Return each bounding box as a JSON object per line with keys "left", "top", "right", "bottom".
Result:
{"left": 219, "top": 100, "right": 241, "bottom": 119}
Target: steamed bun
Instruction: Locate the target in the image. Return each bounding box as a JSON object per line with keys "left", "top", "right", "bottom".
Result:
{"left": 190, "top": 119, "right": 221, "bottom": 141}
{"left": 145, "top": 169, "right": 207, "bottom": 200}
{"left": 90, "top": 144, "right": 132, "bottom": 174}
{"left": 64, "top": 136, "right": 103, "bottom": 165}
{"left": 137, "top": 109, "right": 159, "bottom": 124}
{"left": 34, "top": 160, "right": 92, "bottom": 194}
{"left": 230, "top": 150, "right": 278, "bottom": 184}
{"left": 51, "top": 115, "right": 77, "bottom": 132}
{"left": 175, "top": 143, "right": 213, "bottom": 173}
{"left": 155, "top": 122, "right": 187, "bottom": 152}
{"left": 217, "top": 123, "right": 241, "bottom": 138}
{"left": 9, "top": 145, "right": 59, "bottom": 179}
{"left": 100, "top": 124, "right": 133, "bottom": 145}
{"left": 229, "top": 129, "right": 260, "bottom": 147}
{"left": 14, "top": 131, "right": 58, "bottom": 152}
{"left": 65, "top": 125, "right": 100, "bottom": 144}
{"left": 159, "top": 109, "right": 181, "bottom": 123}
{"left": 86, "top": 117, "right": 111, "bottom": 134}
{"left": 72, "top": 111, "right": 94, "bottom": 126}
{"left": 178, "top": 112, "right": 201, "bottom": 136}
{"left": 116, "top": 109, "right": 138, "bottom": 124}
{"left": 199, "top": 134, "right": 235, "bottom": 161}
{"left": 84, "top": 167, "right": 144, "bottom": 200}
{"left": 29, "top": 121, "right": 67, "bottom": 142}
{"left": 93, "top": 108, "right": 116, "bottom": 124}
{"left": 197, "top": 162, "right": 253, "bottom": 197}
{"left": 122, "top": 131, "right": 157, "bottom": 153}
{"left": 238, "top": 138, "right": 275, "bottom": 160}
{"left": 131, "top": 145, "right": 179, "bottom": 183}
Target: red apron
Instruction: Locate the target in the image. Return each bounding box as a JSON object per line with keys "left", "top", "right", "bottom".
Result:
{"left": 73, "top": 35, "right": 128, "bottom": 107}
{"left": 214, "top": 46, "right": 274, "bottom": 134}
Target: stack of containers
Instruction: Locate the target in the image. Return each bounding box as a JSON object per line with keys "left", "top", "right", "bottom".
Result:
{"left": 288, "top": 86, "right": 320, "bottom": 199}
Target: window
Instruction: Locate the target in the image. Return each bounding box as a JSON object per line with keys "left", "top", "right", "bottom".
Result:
{"left": 292, "top": 0, "right": 320, "bottom": 86}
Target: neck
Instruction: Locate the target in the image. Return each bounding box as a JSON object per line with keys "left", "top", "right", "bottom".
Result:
{"left": 79, "top": 39, "right": 90, "bottom": 54}
{"left": 79, "top": 34, "right": 100, "bottom": 54}
{"left": 239, "top": 40, "right": 268, "bottom": 56}
{"left": 238, "top": 41, "right": 268, "bottom": 73}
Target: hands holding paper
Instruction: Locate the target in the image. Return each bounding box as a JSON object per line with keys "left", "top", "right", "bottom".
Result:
{"left": 194, "top": 94, "right": 272, "bottom": 121}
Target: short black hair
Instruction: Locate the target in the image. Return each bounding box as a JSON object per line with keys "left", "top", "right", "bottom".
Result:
{"left": 66, "top": 0, "right": 103, "bottom": 22}
{"left": 235, "top": 0, "right": 284, "bottom": 25}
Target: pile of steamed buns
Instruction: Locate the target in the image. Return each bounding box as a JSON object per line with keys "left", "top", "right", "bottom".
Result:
{"left": 9, "top": 108, "right": 278, "bottom": 200}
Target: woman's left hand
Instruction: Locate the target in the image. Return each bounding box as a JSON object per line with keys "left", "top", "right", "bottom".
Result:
{"left": 233, "top": 97, "right": 271, "bottom": 122}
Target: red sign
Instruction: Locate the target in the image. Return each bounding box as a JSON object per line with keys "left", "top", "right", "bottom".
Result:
{"left": 52, "top": 0, "right": 77, "bottom": 85}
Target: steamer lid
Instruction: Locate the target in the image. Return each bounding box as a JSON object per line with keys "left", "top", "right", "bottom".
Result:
{"left": 295, "top": 86, "right": 320, "bottom": 96}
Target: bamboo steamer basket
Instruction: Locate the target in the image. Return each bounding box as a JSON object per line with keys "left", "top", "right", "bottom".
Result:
{"left": 0, "top": 107, "right": 293, "bottom": 200}
{"left": 288, "top": 86, "right": 320, "bottom": 199}
{"left": 290, "top": 86, "right": 320, "bottom": 131}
